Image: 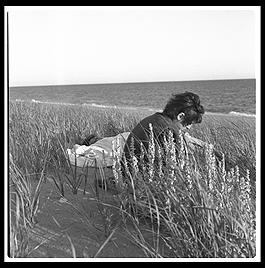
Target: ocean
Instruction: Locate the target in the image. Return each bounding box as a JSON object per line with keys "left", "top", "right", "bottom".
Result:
{"left": 9, "top": 79, "right": 256, "bottom": 117}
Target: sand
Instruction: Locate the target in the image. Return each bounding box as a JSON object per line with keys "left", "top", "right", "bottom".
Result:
{"left": 26, "top": 168, "right": 147, "bottom": 258}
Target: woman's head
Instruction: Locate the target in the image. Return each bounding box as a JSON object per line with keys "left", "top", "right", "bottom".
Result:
{"left": 162, "top": 92, "right": 205, "bottom": 127}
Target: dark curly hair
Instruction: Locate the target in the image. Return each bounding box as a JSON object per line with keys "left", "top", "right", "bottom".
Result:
{"left": 82, "top": 134, "right": 101, "bottom": 146}
{"left": 162, "top": 91, "right": 205, "bottom": 126}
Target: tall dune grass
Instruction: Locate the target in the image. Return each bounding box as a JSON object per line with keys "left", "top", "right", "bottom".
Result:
{"left": 8, "top": 100, "right": 256, "bottom": 258}
{"left": 112, "top": 125, "right": 256, "bottom": 257}
{"left": 9, "top": 153, "right": 47, "bottom": 257}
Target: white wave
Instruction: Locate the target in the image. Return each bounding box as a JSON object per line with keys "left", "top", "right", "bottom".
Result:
{"left": 148, "top": 108, "right": 162, "bottom": 112}
{"left": 229, "top": 111, "right": 256, "bottom": 117}
{"left": 90, "top": 103, "right": 115, "bottom": 109}
{"left": 29, "top": 99, "right": 76, "bottom": 106}
{"left": 84, "top": 102, "right": 145, "bottom": 112}
{"left": 31, "top": 99, "right": 41, "bottom": 103}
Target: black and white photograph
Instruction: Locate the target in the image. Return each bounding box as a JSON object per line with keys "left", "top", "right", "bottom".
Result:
{"left": 4, "top": 6, "right": 260, "bottom": 261}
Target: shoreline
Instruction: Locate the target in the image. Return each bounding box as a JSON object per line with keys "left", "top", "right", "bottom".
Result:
{"left": 11, "top": 98, "right": 256, "bottom": 119}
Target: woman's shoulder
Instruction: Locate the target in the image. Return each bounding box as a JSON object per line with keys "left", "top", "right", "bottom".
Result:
{"left": 140, "top": 112, "right": 168, "bottom": 125}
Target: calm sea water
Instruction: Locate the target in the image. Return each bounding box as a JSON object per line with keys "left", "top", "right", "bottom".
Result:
{"left": 9, "top": 79, "right": 256, "bottom": 116}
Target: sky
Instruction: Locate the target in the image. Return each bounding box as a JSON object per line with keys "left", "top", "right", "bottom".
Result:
{"left": 6, "top": 6, "right": 259, "bottom": 86}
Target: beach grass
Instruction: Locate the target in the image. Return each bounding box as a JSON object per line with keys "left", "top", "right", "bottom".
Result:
{"left": 8, "top": 100, "right": 256, "bottom": 258}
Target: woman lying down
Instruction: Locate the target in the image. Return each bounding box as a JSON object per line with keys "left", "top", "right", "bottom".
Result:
{"left": 66, "top": 92, "right": 224, "bottom": 191}
{"left": 67, "top": 130, "right": 220, "bottom": 168}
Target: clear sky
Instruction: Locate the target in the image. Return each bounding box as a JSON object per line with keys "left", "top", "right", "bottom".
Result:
{"left": 6, "top": 6, "right": 259, "bottom": 86}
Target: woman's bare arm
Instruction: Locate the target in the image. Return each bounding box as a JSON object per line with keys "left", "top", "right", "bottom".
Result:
{"left": 183, "top": 132, "right": 223, "bottom": 161}
{"left": 183, "top": 132, "right": 208, "bottom": 148}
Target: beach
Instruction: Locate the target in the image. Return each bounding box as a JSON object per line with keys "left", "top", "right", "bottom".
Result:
{"left": 8, "top": 94, "right": 257, "bottom": 258}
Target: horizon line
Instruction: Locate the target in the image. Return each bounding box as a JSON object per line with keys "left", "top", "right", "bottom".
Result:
{"left": 9, "top": 77, "right": 255, "bottom": 88}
